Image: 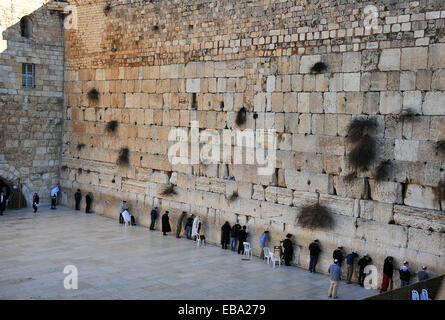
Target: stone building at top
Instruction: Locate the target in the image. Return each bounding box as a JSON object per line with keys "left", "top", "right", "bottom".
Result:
{"left": 1, "top": 0, "right": 445, "bottom": 282}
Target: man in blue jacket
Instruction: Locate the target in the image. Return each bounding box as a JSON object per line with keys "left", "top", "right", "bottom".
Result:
{"left": 346, "top": 251, "right": 359, "bottom": 284}
{"left": 328, "top": 259, "right": 342, "bottom": 299}
{"left": 150, "top": 206, "right": 158, "bottom": 230}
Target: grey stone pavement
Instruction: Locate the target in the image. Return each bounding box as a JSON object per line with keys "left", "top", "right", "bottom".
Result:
{"left": 0, "top": 206, "right": 379, "bottom": 300}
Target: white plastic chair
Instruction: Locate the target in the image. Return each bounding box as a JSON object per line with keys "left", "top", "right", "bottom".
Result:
{"left": 421, "top": 289, "right": 431, "bottom": 300}
{"left": 270, "top": 251, "right": 281, "bottom": 269}
{"left": 411, "top": 290, "right": 420, "bottom": 300}
{"left": 243, "top": 242, "right": 252, "bottom": 258}
{"left": 263, "top": 247, "right": 271, "bottom": 264}
{"left": 195, "top": 234, "right": 201, "bottom": 248}
{"left": 122, "top": 212, "right": 131, "bottom": 226}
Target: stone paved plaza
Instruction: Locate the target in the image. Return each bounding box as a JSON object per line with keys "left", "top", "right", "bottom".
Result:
{"left": 0, "top": 206, "right": 379, "bottom": 300}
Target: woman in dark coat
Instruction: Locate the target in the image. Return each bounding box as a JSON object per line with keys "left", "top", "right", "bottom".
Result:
{"left": 162, "top": 211, "right": 171, "bottom": 236}
{"left": 282, "top": 233, "right": 294, "bottom": 266}
{"left": 221, "top": 221, "right": 231, "bottom": 249}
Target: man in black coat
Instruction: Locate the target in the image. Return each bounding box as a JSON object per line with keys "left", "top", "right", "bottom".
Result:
{"left": 74, "top": 189, "right": 82, "bottom": 210}
{"left": 162, "top": 211, "right": 171, "bottom": 236}
{"left": 308, "top": 238, "right": 321, "bottom": 273}
{"left": 85, "top": 193, "right": 93, "bottom": 214}
{"left": 32, "top": 193, "right": 39, "bottom": 213}
{"left": 237, "top": 225, "right": 248, "bottom": 254}
{"left": 281, "top": 233, "right": 294, "bottom": 266}
{"left": 357, "top": 253, "right": 372, "bottom": 286}
{"left": 221, "top": 221, "right": 231, "bottom": 249}
{"left": 333, "top": 246, "right": 345, "bottom": 267}
{"left": 0, "top": 191, "right": 7, "bottom": 216}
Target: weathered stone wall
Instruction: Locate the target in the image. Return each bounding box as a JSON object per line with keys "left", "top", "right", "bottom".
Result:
{"left": 61, "top": 0, "right": 445, "bottom": 285}
{"left": 0, "top": 0, "right": 65, "bottom": 205}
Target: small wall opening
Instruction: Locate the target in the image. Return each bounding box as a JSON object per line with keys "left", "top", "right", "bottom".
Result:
{"left": 20, "top": 16, "right": 32, "bottom": 39}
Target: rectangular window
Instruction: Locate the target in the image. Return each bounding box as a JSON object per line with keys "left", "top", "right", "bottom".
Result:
{"left": 22, "top": 63, "right": 35, "bottom": 88}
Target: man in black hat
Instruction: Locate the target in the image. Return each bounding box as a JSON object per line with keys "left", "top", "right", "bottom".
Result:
{"left": 281, "top": 233, "right": 294, "bottom": 266}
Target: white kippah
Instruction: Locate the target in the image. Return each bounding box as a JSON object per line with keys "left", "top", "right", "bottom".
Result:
{"left": 334, "top": 259, "right": 338, "bottom": 263}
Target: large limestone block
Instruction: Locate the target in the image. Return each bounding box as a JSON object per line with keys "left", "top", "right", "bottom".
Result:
{"left": 292, "top": 191, "right": 319, "bottom": 207}
{"left": 369, "top": 180, "right": 403, "bottom": 204}
{"left": 379, "top": 91, "right": 402, "bottom": 114}
{"left": 401, "top": 47, "right": 428, "bottom": 70}
{"left": 404, "top": 184, "right": 441, "bottom": 210}
{"left": 393, "top": 205, "right": 445, "bottom": 233}
{"left": 394, "top": 139, "right": 419, "bottom": 161}
{"left": 284, "top": 169, "right": 333, "bottom": 194}
{"left": 359, "top": 200, "right": 394, "bottom": 223}
{"left": 407, "top": 228, "right": 445, "bottom": 256}
{"left": 342, "top": 52, "right": 361, "bottom": 72}
{"left": 292, "top": 134, "right": 318, "bottom": 153}
{"left": 428, "top": 43, "right": 445, "bottom": 69}
{"left": 186, "top": 79, "right": 201, "bottom": 93}
{"left": 333, "top": 176, "right": 368, "bottom": 199}
{"left": 300, "top": 55, "right": 321, "bottom": 74}
{"left": 319, "top": 194, "right": 358, "bottom": 217}
{"left": 356, "top": 219, "right": 408, "bottom": 248}
{"left": 378, "top": 49, "right": 401, "bottom": 71}
{"left": 423, "top": 92, "right": 445, "bottom": 115}
{"left": 214, "top": 60, "right": 245, "bottom": 78}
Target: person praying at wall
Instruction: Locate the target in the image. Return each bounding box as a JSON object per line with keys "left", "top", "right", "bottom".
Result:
{"left": 357, "top": 253, "right": 372, "bottom": 287}
{"left": 150, "top": 206, "right": 158, "bottom": 230}
{"left": 221, "top": 221, "right": 231, "bottom": 249}
{"left": 281, "top": 233, "right": 294, "bottom": 266}
{"left": 85, "top": 193, "right": 93, "bottom": 214}
{"left": 237, "top": 225, "right": 248, "bottom": 255}
{"left": 333, "top": 245, "right": 345, "bottom": 267}
{"left": 185, "top": 213, "right": 194, "bottom": 239}
{"left": 119, "top": 200, "right": 127, "bottom": 224}
{"left": 260, "top": 230, "right": 269, "bottom": 259}
{"left": 380, "top": 256, "right": 394, "bottom": 293}
{"left": 191, "top": 215, "right": 201, "bottom": 241}
{"left": 308, "top": 238, "right": 321, "bottom": 273}
{"left": 50, "top": 186, "right": 59, "bottom": 210}
{"left": 346, "top": 251, "right": 359, "bottom": 284}
{"left": 176, "top": 211, "right": 187, "bottom": 238}
{"left": 32, "top": 193, "right": 39, "bottom": 214}
{"left": 417, "top": 265, "right": 429, "bottom": 282}
{"left": 0, "top": 191, "right": 7, "bottom": 216}
{"left": 74, "top": 189, "right": 82, "bottom": 211}
{"left": 399, "top": 260, "right": 411, "bottom": 287}
{"left": 162, "top": 211, "right": 171, "bottom": 236}
{"left": 230, "top": 222, "right": 241, "bottom": 251}
{"left": 121, "top": 208, "right": 132, "bottom": 225}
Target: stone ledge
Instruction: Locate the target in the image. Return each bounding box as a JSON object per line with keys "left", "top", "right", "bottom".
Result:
{"left": 394, "top": 205, "right": 445, "bottom": 233}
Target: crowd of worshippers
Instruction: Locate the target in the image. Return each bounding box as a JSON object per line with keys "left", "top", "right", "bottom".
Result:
{"left": 318, "top": 243, "right": 433, "bottom": 299}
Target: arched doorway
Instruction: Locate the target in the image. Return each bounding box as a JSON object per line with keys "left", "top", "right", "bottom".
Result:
{"left": 0, "top": 178, "right": 27, "bottom": 209}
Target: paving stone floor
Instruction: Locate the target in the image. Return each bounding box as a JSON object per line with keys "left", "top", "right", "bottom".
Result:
{"left": 0, "top": 206, "right": 379, "bottom": 300}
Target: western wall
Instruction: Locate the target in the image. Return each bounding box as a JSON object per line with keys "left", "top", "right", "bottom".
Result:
{"left": 1, "top": 0, "right": 444, "bottom": 285}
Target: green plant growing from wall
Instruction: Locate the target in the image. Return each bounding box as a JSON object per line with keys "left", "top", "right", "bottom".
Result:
{"left": 298, "top": 203, "right": 333, "bottom": 230}
{"left": 117, "top": 147, "right": 130, "bottom": 167}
